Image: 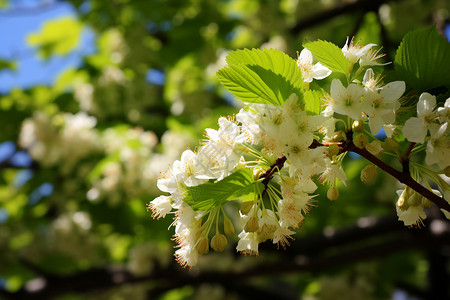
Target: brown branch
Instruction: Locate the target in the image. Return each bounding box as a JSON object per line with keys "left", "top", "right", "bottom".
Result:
{"left": 260, "top": 155, "right": 287, "bottom": 198}
{"left": 342, "top": 133, "right": 450, "bottom": 213}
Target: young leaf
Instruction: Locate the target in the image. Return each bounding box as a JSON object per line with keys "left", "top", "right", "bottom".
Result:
{"left": 394, "top": 25, "right": 450, "bottom": 93}
{"left": 183, "top": 168, "right": 262, "bottom": 211}
{"left": 217, "top": 48, "right": 304, "bottom": 106}
{"left": 303, "top": 40, "right": 351, "bottom": 75}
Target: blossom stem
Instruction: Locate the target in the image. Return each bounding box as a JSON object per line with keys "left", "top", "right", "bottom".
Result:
{"left": 260, "top": 155, "right": 287, "bottom": 198}
{"left": 402, "top": 142, "right": 416, "bottom": 161}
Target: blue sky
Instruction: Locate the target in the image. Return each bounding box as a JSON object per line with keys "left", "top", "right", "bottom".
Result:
{"left": 0, "top": 0, "right": 95, "bottom": 94}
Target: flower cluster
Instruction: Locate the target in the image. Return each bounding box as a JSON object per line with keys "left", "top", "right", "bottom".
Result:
{"left": 403, "top": 93, "right": 449, "bottom": 169}
{"left": 150, "top": 93, "right": 349, "bottom": 267}
{"left": 150, "top": 37, "right": 450, "bottom": 267}
{"left": 19, "top": 112, "right": 100, "bottom": 172}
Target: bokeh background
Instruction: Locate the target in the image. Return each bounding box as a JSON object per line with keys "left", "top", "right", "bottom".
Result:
{"left": 0, "top": 0, "right": 449, "bottom": 299}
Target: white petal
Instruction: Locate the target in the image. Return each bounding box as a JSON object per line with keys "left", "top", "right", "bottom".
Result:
{"left": 180, "top": 149, "right": 196, "bottom": 163}
{"left": 368, "top": 116, "right": 384, "bottom": 135}
{"left": 417, "top": 92, "right": 436, "bottom": 118}
{"left": 299, "top": 48, "right": 313, "bottom": 65}
{"left": 357, "top": 43, "right": 377, "bottom": 57}
{"left": 403, "top": 117, "right": 428, "bottom": 143}
{"left": 380, "top": 81, "right": 405, "bottom": 101}
{"left": 383, "top": 125, "right": 397, "bottom": 138}
{"left": 330, "top": 79, "right": 346, "bottom": 100}
{"left": 311, "top": 63, "right": 332, "bottom": 80}
{"left": 362, "top": 68, "right": 374, "bottom": 87}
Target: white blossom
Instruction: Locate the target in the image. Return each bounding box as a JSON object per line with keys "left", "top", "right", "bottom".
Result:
{"left": 325, "top": 79, "right": 364, "bottom": 120}
{"left": 342, "top": 37, "right": 377, "bottom": 64}
{"left": 403, "top": 93, "right": 439, "bottom": 143}
{"left": 425, "top": 122, "right": 449, "bottom": 169}
{"left": 297, "top": 48, "right": 331, "bottom": 82}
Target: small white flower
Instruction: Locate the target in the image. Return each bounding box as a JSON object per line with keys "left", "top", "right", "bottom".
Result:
{"left": 272, "top": 225, "right": 295, "bottom": 249}
{"left": 236, "top": 231, "right": 259, "bottom": 256}
{"left": 199, "top": 117, "right": 242, "bottom": 179}
{"left": 425, "top": 122, "right": 449, "bottom": 169}
{"left": 342, "top": 37, "right": 377, "bottom": 64}
{"left": 396, "top": 188, "right": 426, "bottom": 227}
{"left": 147, "top": 195, "right": 172, "bottom": 219}
{"left": 362, "top": 69, "right": 405, "bottom": 135}
{"left": 174, "top": 245, "right": 198, "bottom": 268}
{"left": 297, "top": 48, "right": 331, "bottom": 83}
{"left": 236, "top": 108, "right": 262, "bottom": 144}
{"left": 172, "top": 150, "right": 213, "bottom": 186}
{"left": 403, "top": 93, "right": 439, "bottom": 143}
{"left": 318, "top": 160, "right": 347, "bottom": 186}
{"left": 359, "top": 47, "right": 389, "bottom": 67}
{"left": 327, "top": 79, "right": 364, "bottom": 120}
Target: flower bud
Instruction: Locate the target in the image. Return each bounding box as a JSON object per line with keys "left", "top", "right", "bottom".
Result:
{"left": 244, "top": 216, "right": 259, "bottom": 232}
{"left": 327, "top": 187, "right": 339, "bottom": 200}
{"left": 366, "top": 140, "right": 384, "bottom": 156}
{"left": 211, "top": 233, "right": 228, "bottom": 252}
{"left": 224, "top": 217, "right": 235, "bottom": 236}
{"left": 360, "top": 165, "right": 377, "bottom": 183}
{"left": 328, "top": 144, "right": 340, "bottom": 157}
{"left": 407, "top": 191, "right": 422, "bottom": 207}
{"left": 382, "top": 138, "right": 399, "bottom": 152}
{"left": 397, "top": 187, "right": 413, "bottom": 210}
{"left": 240, "top": 201, "right": 254, "bottom": 215}
{"left": 331, "top": 131, "right": 345, "bottom": 142}
{"left": 196, "top": 237, "right": 209, "bottom": 255}
{"left": 353, "top": 133, "right": 369, "bottom": 149}
{"left": 352, "top": 120, "right": 365, "bottom": 132}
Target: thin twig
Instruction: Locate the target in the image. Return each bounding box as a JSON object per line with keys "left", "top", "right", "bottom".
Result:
{"left": 341, "top": 133, "right": 450, "bottom": 213}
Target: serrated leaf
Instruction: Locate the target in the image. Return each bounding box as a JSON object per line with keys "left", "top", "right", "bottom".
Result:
{"left": 217, "top": 48, "right": 304, "bottom": 106}
{"left": 394, "top": 25, "right": 450, "bottom": 92}
{"left": 303, "top": 40, "right": 351, "bottom": 75}
{"left": 183, "top": 168, "right": 262, "bottom": 211}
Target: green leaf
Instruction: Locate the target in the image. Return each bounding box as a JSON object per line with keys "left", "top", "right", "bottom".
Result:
{"left": 303, "top": 89, "right": 324, "bottom": 115}
{"left": 183, "top": 168, "right": 262, "bottom": 211}
{"left": 303, "top": 40, "right": 351, "bottom": 75}
{"left": 394, "top": 25, "right": 450, "bottom": 92}
{"left": 27, "top": 17, "right": 83, "bottom": 59}
{"left": 217, "top": 48, "right": 304, "bottom": 106}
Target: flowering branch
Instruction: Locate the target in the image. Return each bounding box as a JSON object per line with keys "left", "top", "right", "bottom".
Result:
{"left": 341, "top": 131, "right": 450, "bottom": 213}
{"left": 261, "top": 155, "right": 287, "bottom": 185}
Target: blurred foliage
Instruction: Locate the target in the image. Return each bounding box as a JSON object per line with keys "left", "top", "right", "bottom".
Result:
{"left": 0, "top": 0, "right": 449, "bottom": 299}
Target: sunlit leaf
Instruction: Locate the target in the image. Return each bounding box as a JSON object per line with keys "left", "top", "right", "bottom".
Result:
{"left": 183, "top": 168, "right": 262, "bottom": 211}
{"left": 303, "top": 40, "right": 351, "bottom": 75}
{"left": 394, "top": 25, "right": 450, "bottom": 92}
{"left": 217, "top": 48, "right": 304, "bottom": 106}
{"left": 27, "top": 17, "right": 83, "bottom": 59}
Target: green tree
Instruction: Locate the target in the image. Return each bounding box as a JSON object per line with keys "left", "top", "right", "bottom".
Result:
{"left": 0, "top": 1, "right": 449, "bottom": 299}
